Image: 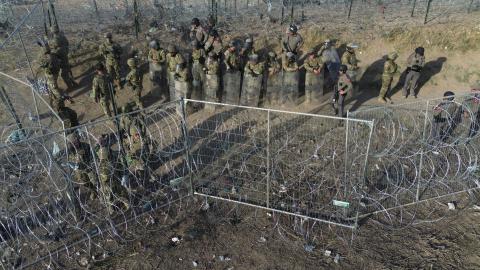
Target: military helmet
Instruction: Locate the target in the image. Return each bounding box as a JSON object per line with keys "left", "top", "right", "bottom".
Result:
{"left": 104, "top": 33, "right": 112, "bottom": 39}
{"left": 268, "top": 51, "right": 276, "bottom": 58}
{"left": 127, "top": 58, "right": 136, "bottom": 67}
{"left": 249, "top": 54, "right": 258, "bottom": 62}
{"left": 245, "top": 38, "right": 253, "bottom": 44}
{"left": 149, "top": 40, "right": 159, "bottom": 49}
{"left": 168, "top": 44, "right": 177, "bottom": 53}
{"left": 289, "top": 24, "right": 298, "bottom": 33}
{"left": 191, "top": 17, "right": 200, "bottom": 26}
{"left": 388, "top": 52, "right": 398, "bottom": 60}
{"left": 191, "top": 40, "right": 200, "bottom": 48}
{"left": 339, "top": 64, "right": 348, "bottom": 73}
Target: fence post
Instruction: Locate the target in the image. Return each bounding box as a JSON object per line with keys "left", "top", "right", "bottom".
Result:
{"left": 290, "top": 0, "right": 294, "bottom": 23}
{"left": 266, "top": 110, "right": 271, "bottom": 208}
{"left": 424, "top": 0, "right": 432, "bottom": 24}
{"left": 180, "top": 98, "right": 194, "bottom": 195}
{"left": 416, "top": 100, "right": 430, "bottom": 201}
{"left": 347, "top": 0, "right": 354, "bottom": 19}
{"left": 410, "top": 0, "right": 417, "bottom": 17}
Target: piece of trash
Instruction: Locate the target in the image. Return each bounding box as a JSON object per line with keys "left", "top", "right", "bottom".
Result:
{"left": 447, "top": 202, "right": 456, "bottom": 210}
{"left": 171, "top": 236, "right": 181, "bottom": 244}
{"left": 304, "top": 244, "right": 315, "bottom": 252}
{"left": 334, "top": 253, "right": 340, "bottom": 264}
{"left": 201, "top": 200, "right": 210, "bottom": 211}
{"left": 266, "top": 212, "right": 272, "bottom": 217}
{"left": 52, "top": 141, "right": 60, "bottom": 156}
{"left": 192, "top": 261, "right": 198, "bottom": 267}
{"left": 432, "top": 151, "right": 439, "bottom": 155}
{"left": 333, "top": 200, "right": 350, "bottom": 208}
{"left": 375, "top": 164, "right": 380, "bottom": 170}
{"left": 258, "top": 236, "right": 267, "bottom": 243}
{"left": 324, "top": 250, "right": 332, "bottom": 257}
{"left": 78, "top": 257, "right": 89, "bottom": 267}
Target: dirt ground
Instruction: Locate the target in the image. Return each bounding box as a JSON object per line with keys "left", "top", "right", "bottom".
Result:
{"left": 4, "top": 6, "right": 480, "bottom": 269}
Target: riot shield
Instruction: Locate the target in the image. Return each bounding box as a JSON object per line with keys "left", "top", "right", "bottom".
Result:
{"left": 167, "top": 71, "right": 176, "bottom": 101}
{"left": 265, "top": 72, "right": 282, "bottom": 107}
{"left": 222, "top": 70, "right": 241, "bottom": 105}
{"left": 205, "top": 74, "right": 219, "bottom": 111}
{"left": 240, "top": 74, "right": 262, "bottom": 107}
{"left": 191, "top": 62, "right": 206, "bottom": 100}
{"left": 305, "top": 70, "right": 324, "bottom": 103}
{"left": 280, "top": 71, "right": 299, "bottom": 107}
{"left": 149, "top": 62, "right": 167, "bottom": 98}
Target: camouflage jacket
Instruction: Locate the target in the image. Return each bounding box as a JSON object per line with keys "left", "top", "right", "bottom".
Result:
{"left": 166, "top": 53, "right": 185, "bottom": 72}
{"left": 99, "top": 41, "right": 122, "bottom": 63}
{"left": 206, "top": 59, "right": 219, "bottom": 75}
{"left": 148, "top": 48, "right": 166, "bottom": 64}
{"left": 39, "top": 53, "right": 60, "bottom": 75}
{"left": 191, "top": 48, "right": 206, "bottom": 63}
{"left": 50, "top": 32, "right": 69, "bottom": 57}
{"left": 244, "top": 61, "right": 264, "bottom": 76}
{"left": 383, "top": 59, "right": 398, "bottom": 77}
{"left": 224, "top": 50, "right": 240, "bottom": 71}
{"left": 304, "top": 57, "right": 322, "bottom": 73}
{"left": 175, "top": 67, "right": 190, "bottom": 82}
{"left": 341, "top": 51, "right": 358, "bottom": 71}
{"left": 126, "top": 68, "right": 143, "bottom": 90}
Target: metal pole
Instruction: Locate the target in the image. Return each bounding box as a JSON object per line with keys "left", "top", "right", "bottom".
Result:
{"left": 266, "top": 110, "right": 271, "bottom": 208}
{"left": 180, "top": 98, "right": 194, "bottom": 195}
{"left": 424, "top": 0, "right": 432, "bottom": 24}
{"left": 290, "top": 0, "right": 294, "bottom": 23}
{"left": 343, "top": 117, "right": 349, "bottom": 198}
{"left": 347, "top": 0, "right": 354, "bottom": 19}
{"left": 410, "top": 0, "right": 417, "bottom": 17}
{"left": 416, "top": 100, "right": 430, "bottom": 201}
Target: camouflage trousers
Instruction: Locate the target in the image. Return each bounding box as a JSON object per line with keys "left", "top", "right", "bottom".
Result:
{"left": 106, "top": 58, "right": 121, "bottom": 81}
{"left": 58, "top": 54, "right": 76, "bottom": 88}
{"left": 130, "top": 86, "right": 143, "bottom": 109}
{"left": 402, "top": 70, "right": 420, "bottom": 97}
{"left": 99, "top": 98, "right": 113, "bottom": 117}
{"left": 205, "top": 74, "right": 219, "bottom": 111}
{"left": 379, "top": 75, "right": 393, "bottom": 99}
{"left": 191, "top": 62, "right": 206, "bottom": 100}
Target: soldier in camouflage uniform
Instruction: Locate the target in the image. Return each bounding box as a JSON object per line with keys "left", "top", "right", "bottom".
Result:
{"left": 147, "top": 40, "right": 167, "bottom": 97}
{"left": 223, "top": 41, "right": 242, "bottom": 104}
{"left": 240, "top": 38, "right": 255, "bottom": 68}
{"left": 92, "top": 63, "right": 115, "bottom": 117}
{"left": 241, "top": 54, "right": 264, "bottom": 107}
{"left": 265, "top": 51, "right": 282, "bottom": 106}
{"left": 190, "top": 18, "right": 208, "bottom": 46}
{"left": 99, "top": 33, "right": 122, "bottom": 89}
{"left": 38, "top": 43, "right": 62, "bottom": 108}
{"left": 282, "top": 24, "right": 303, "bottom": 56}
{"left": 190, "top": 40, "right": 207, "bottom": 100}
{"left": 332, "top": 65, "right": 353, "bottom": 118}
{"left": 97, "top": 136, "right": 129, "bottom": 214}
{"left": 318, "top": 39, "right": 340, "bottom": 90}
{"left": 403, "top": 47, "right": 425, "bottom": 98}
{"left": 126, "top": 124, "right": 149, "bottom": 185}
{"left": 304, "top": 50, "right": 324, "bottom": 103}
{"left": 173, "top": 56, "right": 190, "bottom": 106}
{"left": 281, "top": 52, "right": 299, "bottom": 106}
{"left": 126, "top": 58, "right": 144, "bottom": 109}
{"left": 432, "top": 91, "right": 458, "bottom": 143}
{"left": 461, "top": 82, "right": 480, "bottom": 141}
{"left": 378, "top": 52, "right": 399, "bottom": 104}
{"left": 204, "top": 29, "right": 223, "bottom": 57}
{"left": 49, "top": 25, "right": 77, "bottom": 89}
{"left": 205, "top": 52, "right": 220, "bottom": 110}
{"left": 341, "top": 43, "right": 359, "bottom": 98}
{"left": 67, "top": 132, "right": 97, "bottom": 200}
{"left": 166, "top": 45, "right": 185, "bottom": 101}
